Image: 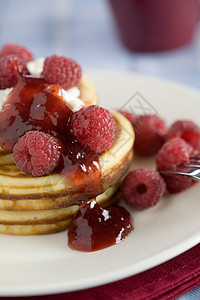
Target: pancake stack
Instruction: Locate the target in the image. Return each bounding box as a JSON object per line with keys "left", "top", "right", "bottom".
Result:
{"left": 0, "top": 75, "right": 134, "bottom": 235}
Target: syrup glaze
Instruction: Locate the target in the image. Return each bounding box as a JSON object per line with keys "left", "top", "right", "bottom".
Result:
{"left": 68, "top": 200, "right": 133, "bottom": 252}
{"left": 0, "top": 75, "right": 101, "bottom": 198}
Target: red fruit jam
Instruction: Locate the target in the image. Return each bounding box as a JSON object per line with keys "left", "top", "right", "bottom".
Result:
{"left": 68, "top": 200, "right": 133, "bottom": 252}
{"left": 0, "top": 75, "right": 101, "bottom": 198}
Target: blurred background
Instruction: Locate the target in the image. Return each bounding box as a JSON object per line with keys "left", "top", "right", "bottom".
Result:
{"left": 0, "top": 0, "right": 200, "bottom": 88}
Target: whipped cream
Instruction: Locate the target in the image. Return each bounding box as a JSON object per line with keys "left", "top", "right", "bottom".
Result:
{"left": 62, "top": 88, "right": 84, "bottom": 112}
{"left": 26, "top": 57, "right": 45, "bottom": 77}
{"left": 0, "top": 58, "right": 84, "bottom": 113}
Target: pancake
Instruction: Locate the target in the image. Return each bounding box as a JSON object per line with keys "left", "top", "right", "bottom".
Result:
{"left": 0, "top": 112, "right": 134, "bottom": 235}
{"left": 0, "top": 221, "right": 72, "bottom": 235}
{"left": 77, "top": 74, "right": 98, "bottom": 105}
{"left": 0, "top": 173, "right": 124, "bottom": 235}
{"left": 0, "top": 111, "right": 134, "bottom": 209}
{"left": 0, "top": 148, "right": 13, "bottom": 166}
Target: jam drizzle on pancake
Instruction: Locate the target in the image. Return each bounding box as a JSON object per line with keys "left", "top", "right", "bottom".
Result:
{"left": 0, "top": 75, "right": 101, "bottom": 198}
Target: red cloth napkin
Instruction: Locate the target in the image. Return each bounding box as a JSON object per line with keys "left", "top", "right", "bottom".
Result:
{"left": 2, "top": 243, "right": 200, "bottom": 300}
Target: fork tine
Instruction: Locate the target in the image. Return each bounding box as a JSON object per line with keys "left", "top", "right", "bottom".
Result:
{"left": 190, "top": 161, "right": 200, "bottom": 165}
{"left": 190, "top": 156, "right": 200, "bottom": 162}
{"left": 187, "top": 168, "right": 200, "bottom": 182}
{"left": 179, "top": 164, "right": 200, "bottom": 169}
{"left": 159, "top": 154, "right": 200, "bottom": 182}
{"left": 160, "top": 170, "right": 199, "bottom": 180}
{"left": 190, "top": 155, "right": 200, "bottom": 160}
{"left": 186, "top": 154, "right": 200, "bottom": 167}
{"left": 160, "top": 169, "right": 200, "bottom": 182}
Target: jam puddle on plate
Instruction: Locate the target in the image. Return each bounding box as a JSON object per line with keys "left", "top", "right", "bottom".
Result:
{"left": 68, "top": 200, "right": 133, "bottom": 252}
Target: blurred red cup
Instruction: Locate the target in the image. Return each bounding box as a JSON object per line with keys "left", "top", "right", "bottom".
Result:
{"left": 109, "top": 0, "right": 200, "bottom": 52}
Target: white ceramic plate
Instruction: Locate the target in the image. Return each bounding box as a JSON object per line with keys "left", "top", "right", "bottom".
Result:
{"left": 1, "top": 70, "right": 200, "bottom": 297}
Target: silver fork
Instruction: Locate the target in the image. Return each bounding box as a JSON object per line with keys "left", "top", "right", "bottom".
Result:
{"left": 160, "top": 155, "right": 200, "bottom": 182}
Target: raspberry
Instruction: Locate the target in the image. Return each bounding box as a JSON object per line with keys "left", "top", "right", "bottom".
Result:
{"left": 118, "top": 110, "right": 137, "bottom": 126}
{"left": 42, "top": 55, "right": 82, "bottom": 90}
{"left": 121, "top": 168, "right": 166, "bottom": 209}
{"left": 167, "top": 120, "right": 200, "bottom": 151}
{"left": 13, "top": 131, "right": 62, "bottom": 177}
{"left": 134, "top": 114, "right": 167, "bottom": 156}
{"left": 0, "top": 55, "right": 29, "bottom": 89}
{"left": 70, "top": 105, "right": 115, "bottom": 154}
{"left": 0, "top": 43, "right": 33, "bottom": 62}
{"left": 156, "top": 137, "right": 194, "bottom": 193}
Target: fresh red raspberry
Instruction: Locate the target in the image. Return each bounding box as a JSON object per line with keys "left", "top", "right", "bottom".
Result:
{"left": 70, "top": 105, "right": 115, "bottom": 154}
{"left": 13, "top": 131, "right": 62, "bottom": 177}
{"left": 0, "top": 55, "right": 29, "bottom": 89}
{"left": 121, "top": 168, "right": 166, "bottom": 209}
{"left": 0, "top": 43, "right": 33, "bottom": 62}
{"left": 156, "top": 137, "right": 194, "bottom": 172}
{"left": 167, "top": 120, "right": 200, "bottom": 151}
{"left": 42, "top": 55, "right": 82, "bottom": 90}
{"left": 118, "top": 110, "right": 137, "bottom": 126}
{"left": 156, "top": 137, "right": 194, "bottom": 193}
{"left": 133, "top": 114, "right": 167, "bottom": 156}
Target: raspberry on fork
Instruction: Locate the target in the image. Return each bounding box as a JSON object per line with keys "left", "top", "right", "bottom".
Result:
{"left": 121, "top": 168, "right": 166, "bottom": 209}
{"left": 167, "top": 120, "right": 200, "bottom": 151}
{"left": 0, "top": 55, "right": 29, "bottom": 89}
{"left": 133, "top": 114, "right": 167, "bottom": 156}
{"left": 0, "top": 42, "right": 33, "bottom": 62}
{"left": 13, "top": 131, "right": 62, "bottom": 177}
{"left": 42, "top": 55, "right": 82, "bottom": 90}
{"left": 70, "top": 105, "right": 115, "bottom": 154}
{"left": 156, "top": 137, "right": 195, "bottom": 193}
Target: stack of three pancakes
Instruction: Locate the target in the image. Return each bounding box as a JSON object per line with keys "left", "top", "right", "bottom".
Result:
{"left": 0, "top": 76, "right": 134, "bottom": 235}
